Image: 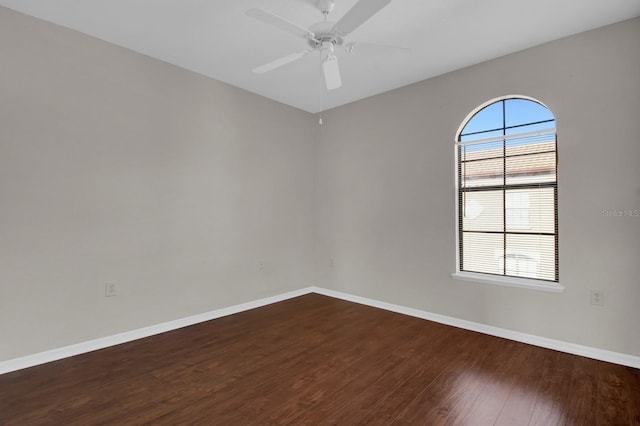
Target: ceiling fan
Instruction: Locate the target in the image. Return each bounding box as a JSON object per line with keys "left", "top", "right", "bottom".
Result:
{"left": 246, "top": 0, "right": 407, "bottom": 90}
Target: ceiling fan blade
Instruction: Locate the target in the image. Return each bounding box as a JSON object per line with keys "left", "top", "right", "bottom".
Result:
{"left": 252, "top": 50, "right": 312, "bottom": 74}
{"left": 343, "top": 41, "right": 410, "bottom": 54}
{"left": 322, "top": 55, "right": 342, "bottom": 90}
{"left": 246, "top": 8, "right": 315, "bottom": 39}
{"left": 332, "top": 0, "right": 391, "bottom": 36}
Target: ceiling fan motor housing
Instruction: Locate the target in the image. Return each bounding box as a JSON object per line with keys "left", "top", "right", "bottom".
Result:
{"left": 308, "top": 21, "right": 343, "bottom": 49}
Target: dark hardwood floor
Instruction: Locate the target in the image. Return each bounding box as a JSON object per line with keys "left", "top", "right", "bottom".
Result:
{"left": 1, "top": 293, "right": 639, "bottom": 425}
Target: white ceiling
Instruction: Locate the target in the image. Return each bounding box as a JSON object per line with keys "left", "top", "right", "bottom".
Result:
{"left": 1, "top": 0, "right": 639, "bottom": 113}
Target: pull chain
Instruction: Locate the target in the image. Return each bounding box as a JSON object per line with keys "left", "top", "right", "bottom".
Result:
{"left": 319, "top": 50, "right": 324, "bottom": 125}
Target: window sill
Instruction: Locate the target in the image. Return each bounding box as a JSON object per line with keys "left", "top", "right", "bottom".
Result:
{"left": 451, "top": 271, "right": 564, "bottom": 293}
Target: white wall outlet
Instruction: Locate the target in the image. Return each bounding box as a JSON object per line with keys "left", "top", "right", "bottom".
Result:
{"left": 330, "top": 258, "right": 335, "bottom": 267}
{"left": 105, "top": 282, "right": 117, "bottom": 297}
{"left": 590, "top": 289, "right": 604, "bottom": 306}
{"left": 258, "top": 261, "right": 265, "bottom": 270}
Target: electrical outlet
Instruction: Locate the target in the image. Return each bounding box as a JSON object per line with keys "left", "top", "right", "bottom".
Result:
{"left": 330, "top": 258, "right": 335, "bottom": 267}
{"left": 590, "top": 290, "right": 604, "bottom": 306}
{"left": 258, "top": 261, "right": 265, "bottom": 270}
{"left": 105, "top": 282, "right": 117, "bottom": 297}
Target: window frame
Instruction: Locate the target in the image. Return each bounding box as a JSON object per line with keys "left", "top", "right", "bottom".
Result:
{"left": 451, "top": 95, "right": 563, "bottom": 293}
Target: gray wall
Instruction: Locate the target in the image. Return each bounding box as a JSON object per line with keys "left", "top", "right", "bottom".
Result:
{"left": 2, "top": 5, "right": 639, "bottom": 363}
{"left": 0, "top": 7, "right": 316, "bottom": 361}
{"left": 314, "top": 17, "right": 640, "bottom": 356}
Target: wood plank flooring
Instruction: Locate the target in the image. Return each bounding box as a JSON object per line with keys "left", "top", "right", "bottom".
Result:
{"left": 1, "top": 293, "right": 639, "bottom": 425}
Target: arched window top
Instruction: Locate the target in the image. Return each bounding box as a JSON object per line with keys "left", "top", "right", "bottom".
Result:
{"left": 458, "top": 97, "right": 555, "bottom": 142}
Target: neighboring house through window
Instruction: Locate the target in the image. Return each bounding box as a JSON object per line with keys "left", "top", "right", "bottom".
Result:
{"left": 453, "top": 96, "right": 561, "bottom": 291}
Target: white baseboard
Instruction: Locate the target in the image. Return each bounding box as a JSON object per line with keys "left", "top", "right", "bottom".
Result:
{"left": 310, "top": 286, "right": 640, "bottom": 369}
{"left": 0, "top": 287, "right": 314, "bottom": 375}
{"left": 2, "top": 285, "right": 638, "bottom": 375}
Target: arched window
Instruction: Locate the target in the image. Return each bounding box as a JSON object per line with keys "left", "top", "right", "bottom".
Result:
{"left": 454, "top": 97, "right": 561, "bottom": 291}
